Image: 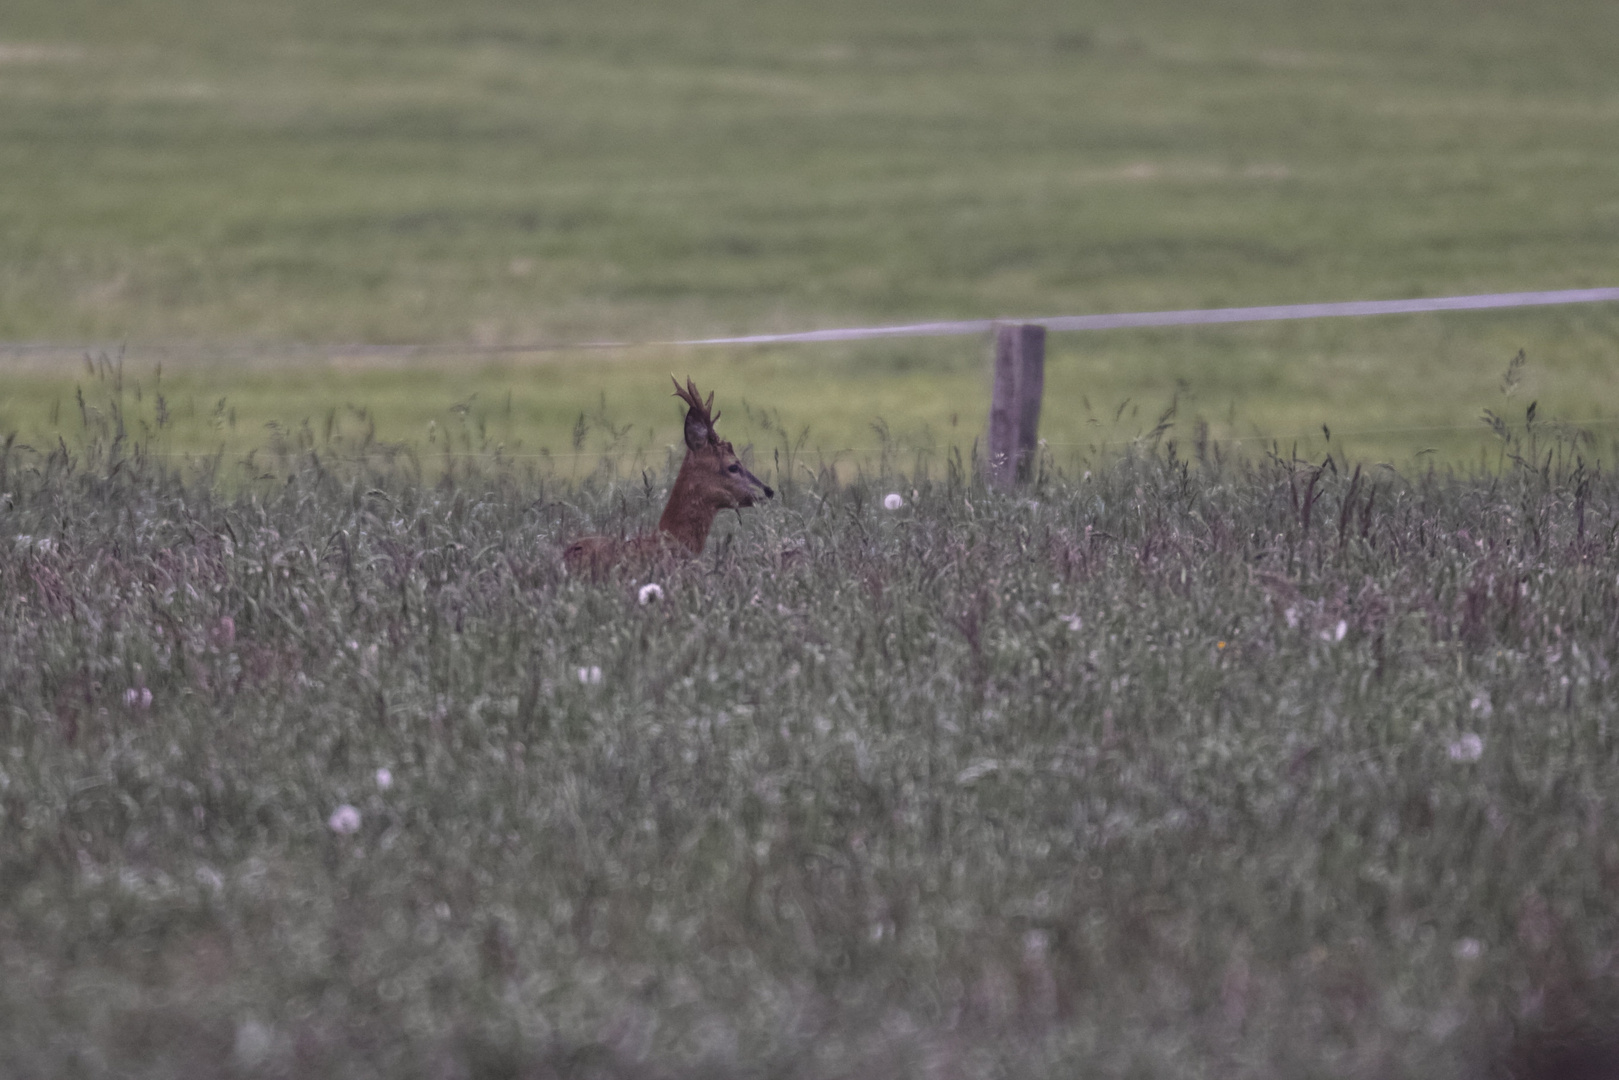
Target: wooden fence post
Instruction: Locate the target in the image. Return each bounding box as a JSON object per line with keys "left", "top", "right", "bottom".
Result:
{"left": 988, "top": 322, "right": 1046, "bottom": 486}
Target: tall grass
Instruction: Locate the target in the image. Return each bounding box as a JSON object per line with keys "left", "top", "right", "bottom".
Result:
{"left": 3, "top": 370, "right": 1619, "bottom": 1078}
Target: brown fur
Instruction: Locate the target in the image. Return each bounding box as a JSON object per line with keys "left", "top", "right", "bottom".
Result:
{"left": 563, "top": 377, "right": 773, "bottom": 574}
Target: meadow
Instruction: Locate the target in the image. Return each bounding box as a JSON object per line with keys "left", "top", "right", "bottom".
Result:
{"left": 4, "top": 366, "right": 1619, "bottom": 1078}
{"left": 5, "top": 1, "right": 1619, "bottom": 1076}
{"left": 3, "top": 0, "right": 1619, "bottom": 462}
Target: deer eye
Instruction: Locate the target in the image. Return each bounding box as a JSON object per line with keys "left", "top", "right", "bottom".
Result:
{"left": 726, "top": 464, "right": 741, "bottom": 474}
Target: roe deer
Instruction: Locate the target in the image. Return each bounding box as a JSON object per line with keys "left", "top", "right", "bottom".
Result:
{"left": 562, "top": 377, "right": 774, "bottom": 574}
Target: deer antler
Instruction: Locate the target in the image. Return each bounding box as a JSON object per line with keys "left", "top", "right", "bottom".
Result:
{"left": 671, "top": 375, "right": 705, "bottom": 416}
{"left": 672, "top": 376, "right": 723, "bottom": 423}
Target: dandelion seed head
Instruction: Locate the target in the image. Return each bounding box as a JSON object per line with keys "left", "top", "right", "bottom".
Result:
{"left": 883, "top": 493, "right": 904, "bottom": 511}
{"left": 1454, "top": 937, "right": 1484, "bottom": 961}
{"left": 1448, "top": 733, "right": 1484, "bottom": 762}
{"left": 327, "top": 804, "right": 362, "bottom": 835}
{"left": 375, "top": 767, "right": 393, "bottom": 791}
{"left": 638, "top": 583, "right": 664, "bottom": 605}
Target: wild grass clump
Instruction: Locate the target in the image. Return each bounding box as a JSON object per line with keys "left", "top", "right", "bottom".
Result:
{"left": 3, "top": 373, "right": 1619, "bottom": 1079}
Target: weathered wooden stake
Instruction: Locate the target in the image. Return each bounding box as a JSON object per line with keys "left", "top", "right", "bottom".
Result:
{"left": 987, "top": 322, "right": 1046, "bottom": 486}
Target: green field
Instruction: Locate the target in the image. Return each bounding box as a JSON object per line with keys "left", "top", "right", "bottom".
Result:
{"left": 2, "top": 0, "right": 1618, "bottom": 463}
{"left": 5, "top": 4, "right": 1619, "bottom": 1076}
{"left": 4, "top": 383, "right": 1619, "bottom": 1077}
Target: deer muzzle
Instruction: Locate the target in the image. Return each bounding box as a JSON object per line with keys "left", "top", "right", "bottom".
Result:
{"left": 744, "top": 465, "right": 774, "bottom": 503}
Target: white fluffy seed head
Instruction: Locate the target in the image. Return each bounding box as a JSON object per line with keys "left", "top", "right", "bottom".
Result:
{"left": 883, "top": 493, "right": 904, "bottom": 510}
{"left": 327, "top": 804, "right": 362, "bottom": 835}
{"left": 1447, "top": 733, "right": 1484, "bottom": 762}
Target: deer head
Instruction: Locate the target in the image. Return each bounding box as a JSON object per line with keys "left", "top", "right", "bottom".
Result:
{"left": 657, "top": 376, "right": 773, "bottom": 553}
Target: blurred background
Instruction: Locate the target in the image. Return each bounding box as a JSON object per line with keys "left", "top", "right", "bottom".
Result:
{"left": 3, "top": 0, "right": 1618, "bottom": 466}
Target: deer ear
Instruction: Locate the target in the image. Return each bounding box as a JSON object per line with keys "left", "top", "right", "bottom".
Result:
{"left": 683, "top": 409, "right": 711, "bottom": 451}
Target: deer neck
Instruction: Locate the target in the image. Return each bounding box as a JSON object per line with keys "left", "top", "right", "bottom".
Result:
{"left": 656, "top": 458, "right": 718, "bottom": 555}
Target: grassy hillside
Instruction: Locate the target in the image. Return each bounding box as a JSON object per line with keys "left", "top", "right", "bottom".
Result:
{"left": 2, "top": 0, "right": 1618, "bottom": 463}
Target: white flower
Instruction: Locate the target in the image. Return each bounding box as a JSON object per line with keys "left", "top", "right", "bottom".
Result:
{"left": 1059, "top": 613, "right": 1083, "bottom": 632}
{"left": 578, "top": 665, "right": 603, "bottom": 685}
{"left": 638, "top": 583, "right": 664, "bottom": 605}
{"left": 375, "top": 767, "right": 393, "bottom": 791}
{"left": 327, "top": 804, "right": 362, "bottom": 835}
{"left": 1454, "top": 937, "right": 1484, "bottom": 961}
{"left": 123, "top": 687, "right": 152, "bottom": 709}
{"left": 1321, "top": 619, "right": 1347, "bottom": 642}
{"left": 883, "top": 493, "right": 904, "bottom": 510}
{"left": 1447, "top": 733, "right": 1484, "bottom": 762}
